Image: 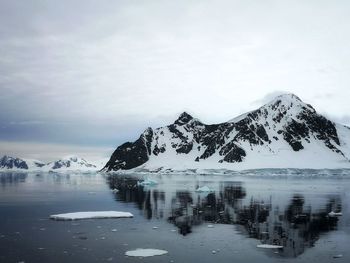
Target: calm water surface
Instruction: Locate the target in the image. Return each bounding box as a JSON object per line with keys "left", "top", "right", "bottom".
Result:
{"left": 0, "top": 170, "right": 349, "bottom": 262}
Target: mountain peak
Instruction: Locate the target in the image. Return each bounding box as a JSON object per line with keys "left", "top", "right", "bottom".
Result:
{"left": 174, "top": 111, "right": 194, "bottom": 125}
{"left": 274, "top": 93, "right": 302, "bottom": 102}
{"left": 263, "top": 92, "right": 314, "bottom": 113}
{"left": 62, "top": 155, "right": 80, "bottom": 162}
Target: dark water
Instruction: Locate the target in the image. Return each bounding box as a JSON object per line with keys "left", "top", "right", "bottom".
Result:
{"left": 0, "top": 171, "right": 349, "bottom": 262}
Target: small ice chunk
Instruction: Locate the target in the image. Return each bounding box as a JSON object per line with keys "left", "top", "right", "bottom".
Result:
{"left": 257, "top": 244, "right": 283, "bottom": 249}
{"left": 328, "top": 211, "right": 342, "bottom": 217}
{"left": 50, "top": 211, "right": 133, "bottom": 220}
{"left": 137, "top": 179, "right": 158, "bottom": 186}
{"left": 111, "top": 229, "right": 117, "bottom": 232}
{"left": 152, "top": 226, "right": 158, "bottom": 229}
{"left": 333, "top": 254, "right": 343, "bottom": 258}
{"left": 195, "top": 186, "right": 214, "bottom": 193}
{"left": 207, "top": 224, "right": 214, "bottom": 228}
{"left": 111, "top": 188, "right": 119, "bottom": 193}
{"left": 125, "top": 248, "right": 168, "bottom": 257}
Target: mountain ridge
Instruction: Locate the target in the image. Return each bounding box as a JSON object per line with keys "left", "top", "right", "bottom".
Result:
{"left": 103, "top": 93, "right": 350, "bottom": 172}
{"left": 0, "top": 155, "right": 106, "bottom": 172}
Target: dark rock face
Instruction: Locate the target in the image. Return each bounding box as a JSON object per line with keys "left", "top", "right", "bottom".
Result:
{"left": 105, "top": 128, "right": 154, "bottom": 171}
{"left": 0, "top": 156, "right": 28, "bottom": 169}
{"left": 153, "top": 144, "right": 166, "bottom": 156}
{"left": 104, "top": 95, "right": 349, "bottom": 171}
{"left": 176, "top": 142, "right": 193, "bottom": 154}
{"left": 174, "top": 112, "right": 194, "bottom": 126}
{"left": 34, "top": 162, "right": 45, "bottom": 168}
{"left": 219, "top": 143, "right": 246, "bottom": 163}
{"left": 283, "top": 120, "right": 309, "bottom": 151}
{"left": 52, "top": 160, "right": 70, "bottom": 169}
{"left": 298, "top": 110, "right": 342, "bottom": 154}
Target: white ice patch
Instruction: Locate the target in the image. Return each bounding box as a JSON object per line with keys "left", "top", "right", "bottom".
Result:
{"left": 195, "top": 186, "right": 214, "bottom": 193}
{"left": 50, "top": 211, "right": 133, "bottom": 220}
{"left": 125, "top": 248, "right": 168, "bottom": 257}
{"left": 328, "top": 211, "right": 342, "bottom": 217}
{"left": 257, "top": 244, "right": 283, "bottom": 249}
{"left": 137, "top": 179, "right": 158, "bottom": 186}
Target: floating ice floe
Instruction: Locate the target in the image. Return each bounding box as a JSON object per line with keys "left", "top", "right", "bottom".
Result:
{"left": 328, "top": 211, "right": 342, "bottom": 217}
{"left": 137, "top": 179, "right": 158, "bottom": 186}
{"left": 111, "top": 188, "right": 119, "bottom": 193}
{"left": 125, "top": 248, "right": 168, "bottom": 257}
{"left": 50, "top": 211, "right": 133, "bottom": 220}
{"left": 195, "top": 186, "right": 214, "bottom": 193}
{"left": 257, "top": 244, "right": 283, "bottom": 249}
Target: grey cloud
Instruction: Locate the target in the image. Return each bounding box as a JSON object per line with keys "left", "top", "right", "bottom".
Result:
{"left": 252, "top": 91, "right": 291, "bottom": 106}
{"left": 1, "top": 0, "right": 350, "bottom": 158}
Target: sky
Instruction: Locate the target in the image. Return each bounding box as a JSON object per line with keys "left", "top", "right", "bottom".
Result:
{"left": 1, "top": 0, "right": 350, "bottom": 161}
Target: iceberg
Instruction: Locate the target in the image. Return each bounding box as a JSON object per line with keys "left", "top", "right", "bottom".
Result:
{"left": 50, "top": 211, "right": 133, "bottom": 220}
{"left": 257, "top": 244, "right": 283, "bottom": 249}
{"left": 125, "top": 248, "right": 168, "bottom": 257}
{"left": 195, "top": 186, "right": 214, "bottom": 193}
{"left": 328, "top": 211, "right": 342, "bottom": 217}
{"left": 137, "top": 179, "right": 158, "bottom": 186}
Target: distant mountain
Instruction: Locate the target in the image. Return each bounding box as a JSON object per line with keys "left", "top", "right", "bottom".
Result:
{"left": 43, "top": 156, "right": 97, "bottom": 171}
{"left": 0, "top": 155, "right": 45, "bottom": 170}
{"left": 103, "top": 93, "right": 350, "bottom": 172}
{"left": 0, "top": 155, "right": 104, "bottom": 172}
{"left": 0, "top": 155, "right": 30, "bottom": 170}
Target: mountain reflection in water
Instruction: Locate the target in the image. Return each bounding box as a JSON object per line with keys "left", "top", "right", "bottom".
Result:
{"left": 107, "top": 175, "right": 342, "bottom": 258}
{"left": 0, "top": 172, "right": 28, "bottom": 186}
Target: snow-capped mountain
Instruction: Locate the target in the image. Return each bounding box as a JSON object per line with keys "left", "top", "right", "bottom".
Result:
{"left": 0, "top": 155, "right": 45, "bottom": 170}
{"left": 103, "top": 93, "right": 350, "bottom": 172}
{"left": 0, "top": 155, "right": 104, "bottom": 172}
{"left": 1, "top": 155, "right": 30, "bottom": 170}
{"left": 43, "top": 155, "right": 97, "bottom": 171}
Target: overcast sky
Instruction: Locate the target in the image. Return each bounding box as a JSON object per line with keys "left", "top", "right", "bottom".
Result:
{"left": 1, "top": 0, "right": 350, "bottom": 161}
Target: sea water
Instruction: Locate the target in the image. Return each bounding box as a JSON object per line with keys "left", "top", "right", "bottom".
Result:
{"left": 0, "top": 170, "right": 349, "bottom": 262}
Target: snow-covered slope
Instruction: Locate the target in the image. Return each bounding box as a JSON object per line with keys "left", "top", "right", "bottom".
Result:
{"left": 104, "top": 93, "right": 350, "bottom": 172}
{"left": 41, "top": 155, "right": 98, "bottom": 172}
{"left": 0, "top": 155, "right": 105, "bottom": 172}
